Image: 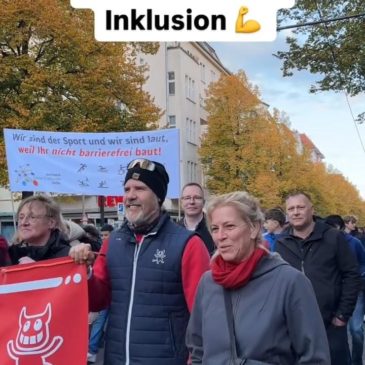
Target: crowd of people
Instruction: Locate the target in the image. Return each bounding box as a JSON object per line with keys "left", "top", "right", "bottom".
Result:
{"left": 1, "top": 157, "right": 365, "bottom": 365}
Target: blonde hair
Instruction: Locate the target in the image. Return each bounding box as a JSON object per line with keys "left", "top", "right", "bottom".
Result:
{"left": 17, "top": 195, "right": 66, "bottom": 232}
{"left": 207, "top": 191, "right": 264, "bottom": 244}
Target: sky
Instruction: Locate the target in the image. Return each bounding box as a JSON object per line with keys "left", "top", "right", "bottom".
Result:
{"left": 211, "top": 36, "right": 365, "bottom": 198}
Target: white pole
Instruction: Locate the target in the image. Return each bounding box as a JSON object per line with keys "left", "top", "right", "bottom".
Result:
{"left": 10, "top": 192, "right": 16, "bottom": 229}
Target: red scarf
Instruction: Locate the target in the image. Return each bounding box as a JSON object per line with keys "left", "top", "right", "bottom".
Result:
{"left": 211, "top": 247, "right": 267, "bottom": 289}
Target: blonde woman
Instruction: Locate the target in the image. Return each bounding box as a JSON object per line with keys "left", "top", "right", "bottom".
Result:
{"left": 186, "top": 191, "right": 330, "bottom": 365}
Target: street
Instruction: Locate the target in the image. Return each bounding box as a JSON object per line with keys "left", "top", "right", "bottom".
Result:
{"left": 94, "top": 349, "right": 104, "bottom": 365}
{"left": 88, "top": 347, "right": 104, "bottom": 365}
{"left": 91, "top": 339, "right": 365, "bottom": 364}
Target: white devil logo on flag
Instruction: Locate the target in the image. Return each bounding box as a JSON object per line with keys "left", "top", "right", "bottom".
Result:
{"left": 7, "top": 303, "right": 63, "bottom": 365}
{"left": 0, "top": 258, "right": 88, "bottom": 364}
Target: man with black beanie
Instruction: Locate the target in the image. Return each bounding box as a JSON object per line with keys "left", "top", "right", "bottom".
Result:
{"left": 70, "top": 158, "right": 210, "bottom": 365}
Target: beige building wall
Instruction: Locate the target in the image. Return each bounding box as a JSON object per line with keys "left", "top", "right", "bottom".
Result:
{"left": 0, "top": 43, "right": 230, "bottom": 230}
{"left": 138, "top": 42, "right": 229, "bottom": 210}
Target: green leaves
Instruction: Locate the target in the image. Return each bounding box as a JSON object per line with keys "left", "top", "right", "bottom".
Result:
{"left": 277, "top": 0, "right": 364, "bottom": 96}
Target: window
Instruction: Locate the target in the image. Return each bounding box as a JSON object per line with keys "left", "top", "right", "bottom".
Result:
{"left": 187, "top": 161, "right": 192, "bottom": 181}
{"left": 200, "top": 63, "right": 206, "bottom": 82}
{"left": 210, "top": 70, "right": 216, "bottom": 82}
{"left": 168, "top": 115, "right": 176, "bottom": 128}
{"left": 191, "top": 80, "right": 195, "bottom": 100}
{"left": 199, "top": 94, "right": 204, "bottom": 108}
{"left": 168, "top": 71, "right": 175, "bottom": 95}
{"left": 186, "top": 118, "right": 197, "bottom": 144}
{"left": 187, "top": 161, "right": 197, "bottom": 181}
{"left": 184, "top": 74, "right": 195, "bottom": 101}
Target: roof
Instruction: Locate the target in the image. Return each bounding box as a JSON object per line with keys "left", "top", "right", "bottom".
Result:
{"left": 299, "top": 133, "right": 325, "bottom": 159}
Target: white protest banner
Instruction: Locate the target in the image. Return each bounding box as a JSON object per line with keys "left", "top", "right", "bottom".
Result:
{"left": 4, "top": 128, "right": 180, "bottom": 197}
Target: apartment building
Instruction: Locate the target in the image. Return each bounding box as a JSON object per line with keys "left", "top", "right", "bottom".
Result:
{"left": 138, "top": 42, "right": 229, "bottom": 188}
{"left": 0, "top": 42, "right": 230, "bottom": 237}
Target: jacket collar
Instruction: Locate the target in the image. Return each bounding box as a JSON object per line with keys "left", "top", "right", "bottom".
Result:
{"left": 284, "top": 219, "right": 331, "bottom": 243}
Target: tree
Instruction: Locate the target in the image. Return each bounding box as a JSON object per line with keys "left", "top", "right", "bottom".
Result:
{"left": 200, "top": 72, "right": 260, "bottom": 193}
{"left": 200, "top": 72, "right": 305, "bottom": 206}
{"left": 200, "top": 72, "right": 365, "bottom": 220}
{"left": 276, "top": 0, "right": 365, "bottom": 96}
{"left": 0, "top": 0, "right": 161, "bottom": 185}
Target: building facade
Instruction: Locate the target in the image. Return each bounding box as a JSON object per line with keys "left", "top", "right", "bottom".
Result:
{"left": 0, "top": 42, "right": 230, "bottom": 237}
{"left": 137, "top": 42, "right": 230, "bottom": 188}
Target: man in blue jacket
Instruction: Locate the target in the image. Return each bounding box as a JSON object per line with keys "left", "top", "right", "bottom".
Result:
{"left": 263, "top": 208, "right": 286, "bottom": 252}
{"left": 277, "top": 192, "right": 361, "bottom": 365}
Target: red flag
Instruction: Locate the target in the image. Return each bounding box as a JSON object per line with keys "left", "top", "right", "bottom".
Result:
{"left": 0, "top": 258, "right": 88, "bottom": 365}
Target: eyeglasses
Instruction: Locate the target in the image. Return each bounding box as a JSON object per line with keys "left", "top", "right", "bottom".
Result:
{"left": 127, "top": 159, "right": 156, "bottom": 171}
{"left": 17, "top": 214, "right": 51, "bottom": 224}
{"left": 181, "top": 196, "right": 204, "bottom": 202}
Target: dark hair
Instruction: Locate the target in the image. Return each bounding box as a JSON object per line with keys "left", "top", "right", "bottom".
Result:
{"left": 81, "top": 224, "right": 102, "bottom": 252}
{"left": 324, "top": 215, "right": 345, "bottom": 230}
{"left": 100, "top": 224, "right": 114, "bottom": 232}
{"left": 265, "top": 208, "right": 286, "bottom": 226}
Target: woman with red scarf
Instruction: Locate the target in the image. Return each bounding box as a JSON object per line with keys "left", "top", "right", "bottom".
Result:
{"left": 186, "top": 191, "right": 330, "bottom": 365}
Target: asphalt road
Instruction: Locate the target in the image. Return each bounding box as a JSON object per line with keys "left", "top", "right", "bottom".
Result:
{"left": 90, "top": 342, "right": 365, "bottom": 365}
{"left": 93, "top": 348, "right": 104, "bottom": 365}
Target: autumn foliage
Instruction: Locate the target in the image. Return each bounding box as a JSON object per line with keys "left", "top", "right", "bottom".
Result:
{"left": 200, "top": 72, "right": 365, "bottom": 221}
{"left": 0, "top": 0, "right": 161, "bottom": 185}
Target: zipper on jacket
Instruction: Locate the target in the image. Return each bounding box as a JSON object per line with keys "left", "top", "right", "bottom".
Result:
{"left": 301, "top": 260, "right": 305, "bottom": 274}
{"left": 125, "top": 237, "right": 144, "bottom": 365}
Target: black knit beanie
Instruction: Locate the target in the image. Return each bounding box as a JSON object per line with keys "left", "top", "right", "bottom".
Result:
{"left": 124, "top": 160, "right": 170, "bottom": 204}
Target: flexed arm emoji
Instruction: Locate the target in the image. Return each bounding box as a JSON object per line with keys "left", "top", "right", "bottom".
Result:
{"left": 235, "top": 6, "right": 261, "bottom": 33}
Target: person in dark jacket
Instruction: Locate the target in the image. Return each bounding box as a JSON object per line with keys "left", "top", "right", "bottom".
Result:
{"left": 9, "top": 195, "right": 70, "bottom": 264}
{"left": 186, "top": 191, "right": 330, "bottom": 364}
{"left": 100, "top": 223, "right": 114, "bottom": 241}
{"left": 179, "top": 182, "right": 215, "bottom": 255}
{"left": 325, "top": 214, "right": 365, "bottom": 365}
{"left": 276, "top": 192, "right": 361, "bottom": 365}
{"left": 0, "top": 235, "right": 11, "bottom": 266}
{"left": 81, "top": 224, "right": 102, "bottom": 252}
{"left": 70, "top": 158, "right": 210, "bottom": 365}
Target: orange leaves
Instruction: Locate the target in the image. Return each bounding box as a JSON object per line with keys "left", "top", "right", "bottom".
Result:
{"left": 0, "top": 0, "right": 161, "bottom": 185}
{"left": 200, "top": 72, "right": 365, "bottom": 218}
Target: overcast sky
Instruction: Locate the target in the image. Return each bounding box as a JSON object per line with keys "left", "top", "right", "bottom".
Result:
{"left": 212, "top": 36, "right": 365, "bottom": 198}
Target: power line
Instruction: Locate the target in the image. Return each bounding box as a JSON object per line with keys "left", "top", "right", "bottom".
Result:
{"left": 312, "top": 3, "right": 365, "bottom": 155}
{"left": 276, "top": 5, "right": 365, "bottom": 155}
{"left": 277, "top": 12, "right": 365, "bottom": 31}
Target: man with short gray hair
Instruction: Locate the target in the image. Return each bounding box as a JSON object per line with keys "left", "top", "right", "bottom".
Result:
{"left": 277, "top": 191, "right": 361, "bottom": 365}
